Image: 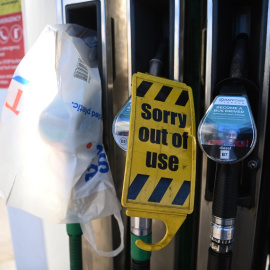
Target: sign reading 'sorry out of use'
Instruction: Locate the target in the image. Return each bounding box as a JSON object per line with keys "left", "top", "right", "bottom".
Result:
{"left": 121, "top": 73, "right": 196, "bottom": 253}
{"left": 122, "top": 73, "right": 196, "bottom": 251}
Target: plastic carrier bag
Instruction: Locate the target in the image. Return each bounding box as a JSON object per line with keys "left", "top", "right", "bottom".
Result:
{"left": 0, "top": 24, "right": 124, "bottom": 257}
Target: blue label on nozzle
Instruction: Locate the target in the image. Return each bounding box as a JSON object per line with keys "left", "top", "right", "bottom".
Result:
{"left": 112, "top": 97, "right": 131, "bottom": 151}
{"left": 198, "top": 95, "right": 257, "bottom": 163}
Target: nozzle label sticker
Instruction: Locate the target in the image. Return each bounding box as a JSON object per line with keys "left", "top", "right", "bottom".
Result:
{"left": 112, "top": 97, "right": 131, "bottom": 151}
{"left": 122, "top": 73, "right": 196, "bottom": 215}
{"left": 198, "top": 95, "right": 257, "bottom": 163}
{"left": 220, "top": 150, "right": 230, "bottom": 160}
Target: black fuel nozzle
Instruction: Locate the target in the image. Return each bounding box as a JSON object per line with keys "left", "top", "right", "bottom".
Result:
{"left": 198, "top": 33, "right": 257, "bottom": 270}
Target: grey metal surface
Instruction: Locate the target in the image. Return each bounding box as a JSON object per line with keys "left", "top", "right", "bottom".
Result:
{"left": 174, "top": 0, "right": 185, "bottom": 82}
{"left": 131, "top": 217, "right": 152, "bottom": 236}
{"left": 105, "top": 1, "right": 130, "bottom": 269}
{"left": 210, "top": 219, "right": 234, "bottom": 244}
{"left": 196, "top": 0, "right": 213, "bottom": 268}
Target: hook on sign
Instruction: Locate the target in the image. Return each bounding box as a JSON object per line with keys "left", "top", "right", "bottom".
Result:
{"left": 127, "top": 209, "right": 186, "bottom": 251}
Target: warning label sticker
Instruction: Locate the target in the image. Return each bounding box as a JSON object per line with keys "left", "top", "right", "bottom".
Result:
{"left": 0, "top": 0, "right": 21, "bottom": 16}
{"left": 0, "top": 0, "right": 24, "bottom": 89}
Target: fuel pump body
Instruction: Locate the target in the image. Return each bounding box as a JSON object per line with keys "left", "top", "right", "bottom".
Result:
{"left": 197, "top": 0, "right": 270, "bottom": 269}
{"left": 6, "top": 1, "right": 270, "bottom": 269}
{"left": 57, "top": 1, "right": 270, "bottom": 269}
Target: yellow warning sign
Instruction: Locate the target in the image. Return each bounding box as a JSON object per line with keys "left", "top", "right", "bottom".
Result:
{"left": 122, "top": 73, "right": 196, "bottom": 251}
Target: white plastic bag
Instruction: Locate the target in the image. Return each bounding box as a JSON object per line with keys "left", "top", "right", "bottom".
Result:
{"left": 0, "top": 24, "right": 123, "bottom": 257}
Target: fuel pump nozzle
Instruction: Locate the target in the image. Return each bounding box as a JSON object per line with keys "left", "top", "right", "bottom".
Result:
{"left": 113, "top": 39, "right": 168, "bottom": 269}
{"left": 198, "top": 33, "right": 257, "bottom": 270}
{"left": 210, "top": 34, "right": 248, "bottom": 257}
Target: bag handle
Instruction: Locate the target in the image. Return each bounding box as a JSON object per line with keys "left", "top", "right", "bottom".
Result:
{"left": 80, "top": 211, "right": 124, "bottom": 257}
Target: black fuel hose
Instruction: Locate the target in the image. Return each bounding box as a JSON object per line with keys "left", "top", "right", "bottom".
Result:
{"left": 208, "top": 33, "right": 250, "bottom": 270}
{"left": 212, "top": 163, "right": 239, "bottom": 219}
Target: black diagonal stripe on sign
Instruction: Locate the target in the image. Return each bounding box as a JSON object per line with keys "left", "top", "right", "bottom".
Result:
{"left": 136, "top": 81, "right": 153, "bottom": 97}
{"left": 175, "top": 90, "right": 189, "bottom": 106}
{"left": 148, "top": 177, "right": 172, "bottom": 203}
{"left": 154, "top": 86, "right": 173, "bottom": 102}
{"left": 171, "top": 181, "right": 190, "bottom": 205}
{"left": 128, "top": 174, "right": 149, "bottom": 200}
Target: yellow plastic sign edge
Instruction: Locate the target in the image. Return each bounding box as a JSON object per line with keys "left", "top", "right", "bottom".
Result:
{"left": 122, "top": 72, "right": 196, "bottom": 251}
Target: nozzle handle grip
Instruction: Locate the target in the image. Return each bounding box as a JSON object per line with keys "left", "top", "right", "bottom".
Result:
{"left": 212, "top": 163, "right": 240, "bottom": 219}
